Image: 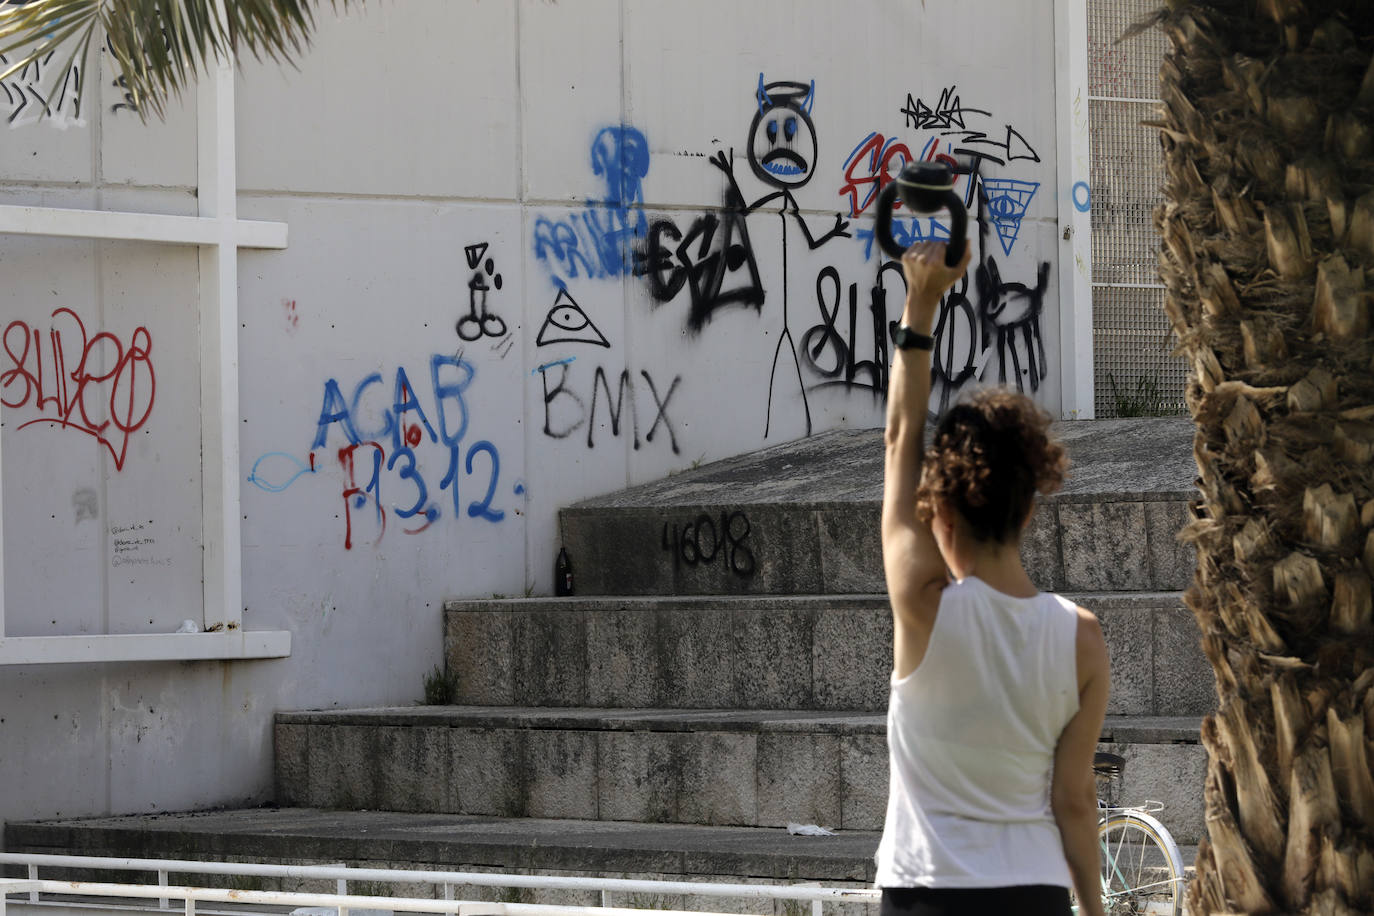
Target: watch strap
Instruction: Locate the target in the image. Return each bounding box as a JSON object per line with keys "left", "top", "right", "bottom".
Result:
{"left": 890, "top": 324, "right": 935, "bottom": 351}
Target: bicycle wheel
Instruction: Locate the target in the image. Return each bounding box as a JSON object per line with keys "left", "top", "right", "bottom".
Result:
{"left": 1097, "top": 810, "right": 1183, "bottom": 915}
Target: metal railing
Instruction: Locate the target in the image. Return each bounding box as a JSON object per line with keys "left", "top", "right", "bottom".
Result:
{"left": 0, "top": 853, "right": 879, "bottom": 916}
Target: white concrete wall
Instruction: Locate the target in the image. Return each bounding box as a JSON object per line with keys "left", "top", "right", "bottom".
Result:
{"left": 0, "top": 0, "right": 1064, "bottom": 823}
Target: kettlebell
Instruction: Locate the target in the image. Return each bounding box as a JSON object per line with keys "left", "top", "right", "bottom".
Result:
{"left": 873, "top": 161, "right": 968, "bottom": 267}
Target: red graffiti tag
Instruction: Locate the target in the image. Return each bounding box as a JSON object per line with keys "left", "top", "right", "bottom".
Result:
{"left": 1, "top": 309, "right": 156, "bottom": 471}
{"left": 838, "top": 132, "right": 914, "bottom": 218}
{"left": 338, "top": 442, "right": 386, "bottom": 550}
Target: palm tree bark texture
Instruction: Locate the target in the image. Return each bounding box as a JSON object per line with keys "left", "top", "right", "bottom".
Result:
{"left": 1152, "top": 1, "right": 1374, "bottom": 913}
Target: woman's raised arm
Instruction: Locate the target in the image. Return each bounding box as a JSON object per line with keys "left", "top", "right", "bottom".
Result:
{"left": 881, "top": 241, "right": 972, "bottom": 677}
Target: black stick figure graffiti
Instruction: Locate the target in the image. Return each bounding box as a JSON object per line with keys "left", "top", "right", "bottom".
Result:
{"left": 709, "top": 74, "right": 851, "bottom": 439}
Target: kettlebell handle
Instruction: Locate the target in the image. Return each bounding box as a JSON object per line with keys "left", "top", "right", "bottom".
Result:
{"left": 873, "top": 168, "right": 968, "bottom": 268}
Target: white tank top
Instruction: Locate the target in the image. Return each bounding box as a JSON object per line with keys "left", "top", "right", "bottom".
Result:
{"left": 874, "top": 576, "right": 1080, "bottom": 889}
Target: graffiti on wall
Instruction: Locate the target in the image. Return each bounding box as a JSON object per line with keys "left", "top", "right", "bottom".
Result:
{"left": 981, "top": 178, "right": 1040, "bottom": 255}
{"left": 911, "top": 157, "right": 1049, "bottom": 414}
{"left": 536, "top": 358, "right": 681, "bottom": 455}
{"left": 532, "top": 125, "right": 650, "bottom": 286}
{"left": 813, "top": 86, "right": 1053, "bottom": 414}
{"left": 662, "top": 510, "right": 756, "bottom": 577}
{"left": 525, "top": 74, "right": 1055, "bottom": 458}
{"left": 626, "top": 75, "right": 1053, "bottom": 432}
{"left": 691, "top": 75, "right": 851, "bottom": 438}
{"left": 0, "top": 49, "right": 81, "bottom": 127}
{"left": 902, "top": 86, "right": 1040, "bottom": 164}
{"left": 838, "top": 131, "right": 915, "bottom": 219}
{"left": 2, "top": 309, "right": 156, "bottom": 469}
{"left": 637, "top": 203, "right": 764, "bottom": 336}
{"left": 0, "top": 20, "right": 176, "bottom": 124}
{"left": 798, "top": 261, "right": 903, "bottom": 400}
{"left": 536, "top": 289, "right": 609, "bottom": 348}
{"left": 247, "top": 354, "right": 522, "bottom": 549}
{"left": 457, "top": 242, "right": 511, "bottom": 346}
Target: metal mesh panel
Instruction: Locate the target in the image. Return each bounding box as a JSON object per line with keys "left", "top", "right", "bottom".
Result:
{"left": 1093, "top": 286, "right": 1187, "bottom": 417}
{"left": 1088, "top": 0, "right": 1170, "bottom": 99}
{"left": 1089, "top": 99, "right": 1165, "bottom": 286}
{"left": 1088, "top": 0, "right": 1186, "bottom": 417}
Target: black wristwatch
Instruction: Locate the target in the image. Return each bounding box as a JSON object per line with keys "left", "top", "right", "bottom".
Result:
{"left": 890, "top": 324, "right": 935, "bottom": 351}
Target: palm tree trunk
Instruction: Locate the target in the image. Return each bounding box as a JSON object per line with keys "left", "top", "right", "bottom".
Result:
{"left": 1154, "top": 1, "right": 1374, "bottom": 912}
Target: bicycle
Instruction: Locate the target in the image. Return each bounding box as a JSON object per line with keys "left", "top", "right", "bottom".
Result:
{"left": 1071, "top": 752, "right": 1187, "bottom": 916}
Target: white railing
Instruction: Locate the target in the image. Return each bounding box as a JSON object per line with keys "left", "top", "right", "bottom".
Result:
{"left": 0, "top": 854, "right": 879, "bottom": 916}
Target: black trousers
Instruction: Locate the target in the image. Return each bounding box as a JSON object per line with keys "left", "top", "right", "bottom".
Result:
{"left": 879, "top": 885, "right": 1072, "bottom": 916}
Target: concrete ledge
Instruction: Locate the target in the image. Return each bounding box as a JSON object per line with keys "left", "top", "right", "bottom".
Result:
{"left": 563, "top": 497, "right": 1195, "bottom": 597}
{"left": 559, "top": 420, "right": 1196, "bottom": 598}
{"left": 444, "top": 593, "right": 1213, "bottom": 717}
{"left": 566, "top": 421, "right": 1194, "bottom": 510}
{"left": 276, "top": 707, "right": 889, "bottom": 733}
{"left": 279, "top": 708, "right": 1205, "bottom": 741}
{"left": 3, "top": 808, "right": 1200, "bottom": 893}
{"left": 1101, "top": 716, "right": 1206, "bottom": 744}
{"left": 3, "top": 811, "right": 882, "bottom": 885}
{"left": 0, "top": 631, "right": 292, "bottom": 665}
{"left": 274, "top": 708, "right": 1204, "bottom": 839}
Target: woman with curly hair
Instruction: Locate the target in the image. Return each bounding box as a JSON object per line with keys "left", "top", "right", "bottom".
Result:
{"left": 877, "top": 241, "right": 1109, "bottom": 916}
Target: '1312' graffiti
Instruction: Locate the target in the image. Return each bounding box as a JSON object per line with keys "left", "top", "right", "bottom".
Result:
{"left": 248, "top": 354, "right": 519, "bottom": 549}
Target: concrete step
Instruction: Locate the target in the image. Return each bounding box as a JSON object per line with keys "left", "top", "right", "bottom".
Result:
{"left": 559, "top": 419, "right": 1196, "bottom": 597}
{"left": 3, "top": 811, "right": 882, "bottom": 903}
{"left": 3, "top": 810, "right": 1199, "bottom": 912}
{"left": 273, "top": 708, "right": 1207, "bottom": 845}
{"left": 444, "top": 592, "right": 1215, "bottom": 718}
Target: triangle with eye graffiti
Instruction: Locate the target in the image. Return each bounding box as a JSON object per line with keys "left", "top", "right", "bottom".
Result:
{"left": 537, "top": 289, "right": 610, "bottom": 348}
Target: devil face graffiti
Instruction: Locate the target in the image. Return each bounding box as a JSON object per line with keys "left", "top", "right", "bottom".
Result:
{"left": 747, "top": 76, "right": 817, "bottom": 189}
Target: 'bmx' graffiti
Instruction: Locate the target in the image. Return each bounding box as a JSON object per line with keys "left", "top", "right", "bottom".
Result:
{"left": 535, "top": 358, "right": 681, "bottom": 455}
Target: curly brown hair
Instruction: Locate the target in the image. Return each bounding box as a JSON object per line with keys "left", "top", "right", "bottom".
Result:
{"left": 915, "top": 389, "right": 1068, "bottom": 543}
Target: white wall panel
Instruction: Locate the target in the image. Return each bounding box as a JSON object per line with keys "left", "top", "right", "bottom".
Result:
{"left": 0, "top": 41, "right": 94, "bottom": 183}
{"left": 96, "top": 237, "right": 203, "bottom": 634}
{"left": 105, "top": 661, "right": 275, "bottom": 812}
{"left": 624, "top": 0, "right": 892, "bottom": 214}
{"left": 520, "top": 0, "right": 623, "bottom": 204}
{"left": 1, "top": 188, "right": 202, "bottom": 639}
{"left": 0, "top": 666, "right": 108, "bottom": 818}
{"left": 237, "top": 197, "right": 527, "bottom": 641}
{"left": 236, "top": 1, "right": 520, "bottom": 199}
{"left": 1, "top": 228, "right": 104, "bottom": 637}
{"left": 98, "top": 50, "right": 197, "bottom": 188}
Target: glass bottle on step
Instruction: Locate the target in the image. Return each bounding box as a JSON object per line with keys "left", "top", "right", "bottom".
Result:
{"left": 555, "top": 547, "right": 575, "bottom": 597}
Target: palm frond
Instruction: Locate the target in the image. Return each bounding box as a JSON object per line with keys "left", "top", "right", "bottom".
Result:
{"left": 0, "top": 0, "right": 357, "bottom": 122}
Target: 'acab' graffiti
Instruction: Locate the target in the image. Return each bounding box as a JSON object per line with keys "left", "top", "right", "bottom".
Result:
{"left": 248, "top": 354, "right": 520, "bottom": 550}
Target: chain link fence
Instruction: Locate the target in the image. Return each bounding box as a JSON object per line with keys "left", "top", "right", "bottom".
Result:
{"left": 1088, "top": 0, "right": 1187, "bottom": 418}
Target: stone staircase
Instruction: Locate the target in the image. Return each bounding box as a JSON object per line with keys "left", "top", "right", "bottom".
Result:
{"left": 5, "top": 418, "right": 1210, "bottom": 907}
